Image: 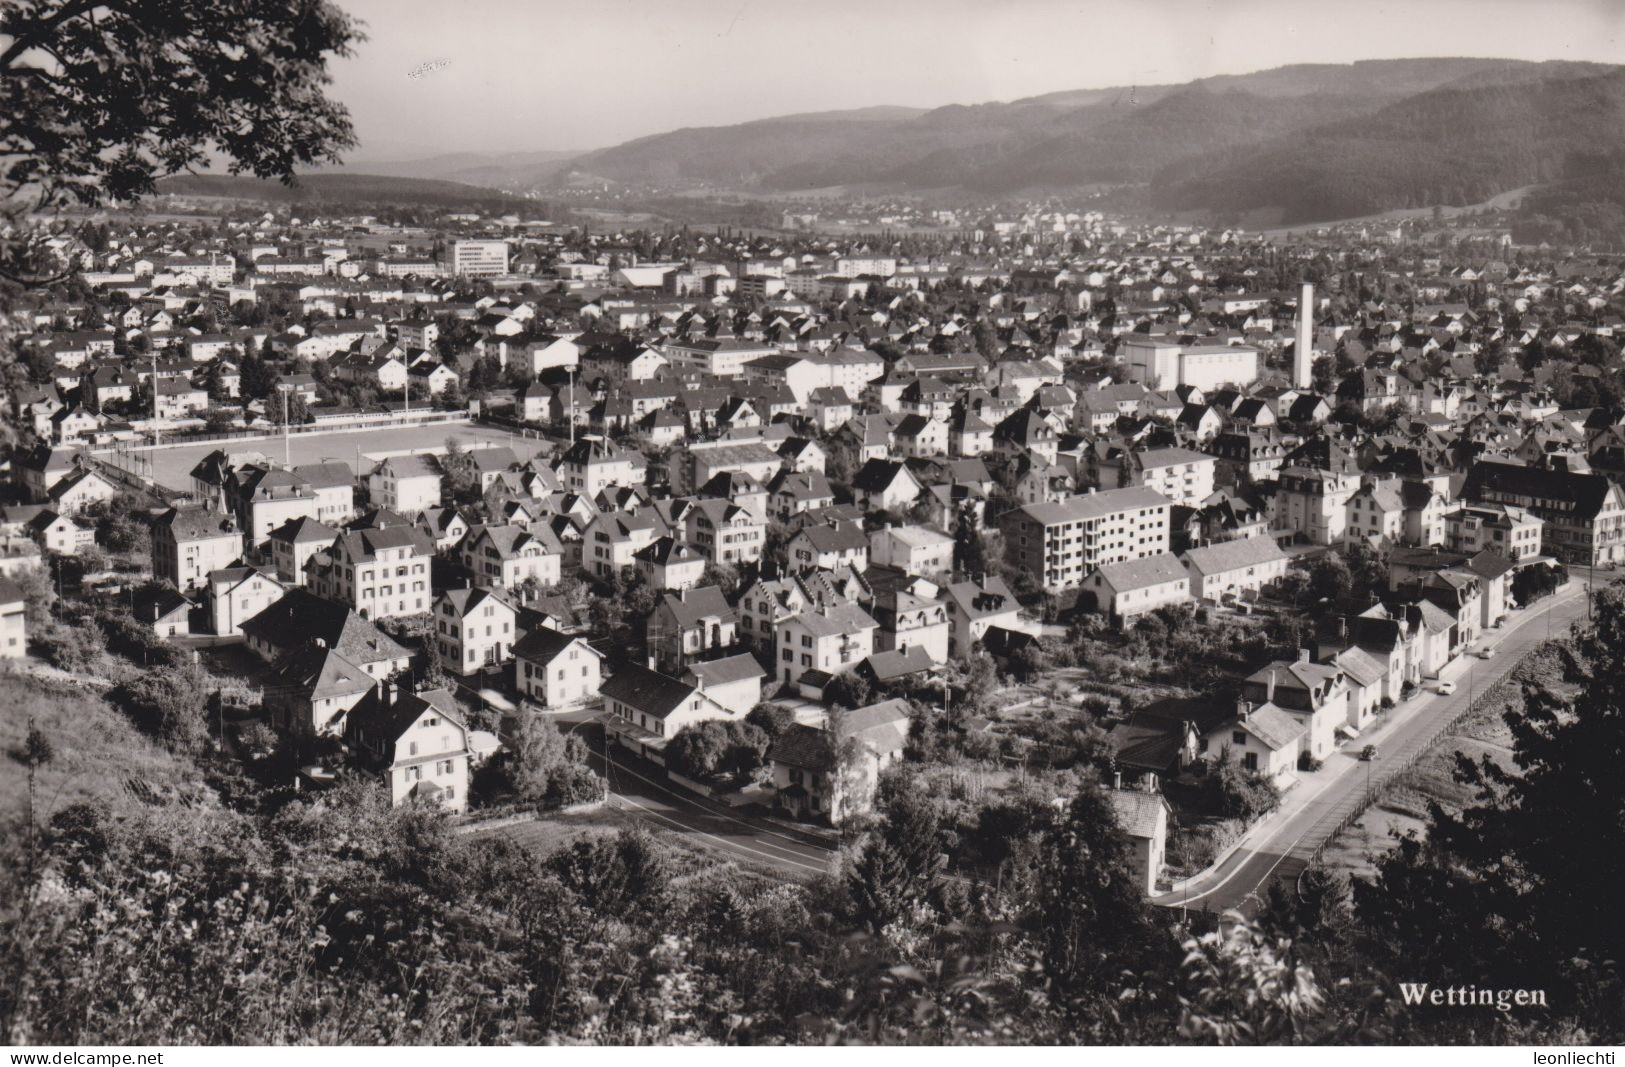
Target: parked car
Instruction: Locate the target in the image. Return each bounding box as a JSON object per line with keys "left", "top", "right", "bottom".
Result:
{"left": 1437, "top": 680, "right": 1457, "bottom": 695}
{"left": 1478, "top": 647, "right": 1496, "bottom": 659}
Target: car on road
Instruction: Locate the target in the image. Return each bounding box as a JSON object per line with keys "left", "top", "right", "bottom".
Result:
{"left": 1359, "top": 744, "right": 1379, "bottom": 761}
{"left": 1478, "top": 647, "right": 1496, "bottom": 659}
{"left": 1437, "top": 680, "right": 1457, "bottom": 695}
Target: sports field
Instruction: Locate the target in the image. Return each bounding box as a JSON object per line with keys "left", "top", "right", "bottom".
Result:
{"left": 103, "top": 421, "right": 546, "bottom": 489}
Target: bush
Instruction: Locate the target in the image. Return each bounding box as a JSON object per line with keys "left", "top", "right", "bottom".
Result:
{"left": 1297, "top": 752, "right": 1324, "bottom": 773}
{"left": 1212, "top": 752, "right": 1281, "bottom": 821}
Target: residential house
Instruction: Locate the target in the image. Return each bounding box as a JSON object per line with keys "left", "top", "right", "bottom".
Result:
{"left": 1082, "top": 552, "right": 1190, "bottom": 625}
{"left": 206, "top": 565, "right": 287, "bottom": 636}
{"left": 152, "top": 505, "right": 242, "bottom": 593}
{"left": 348, "top": 687, "right": 470, "bottom": 812}
{"left": 768, "top": 699, "right": 911, "bottom": 824}
{"left": 432, "top": 586, "right": 518, "bottom": 675}
{"left": 646, "top": 585, "right": 739, "bottom": 671}
{"left": 515, "top": 627, "right": 604, "bottom": 709}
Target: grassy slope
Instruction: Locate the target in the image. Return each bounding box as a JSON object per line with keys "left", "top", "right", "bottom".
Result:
{"left": 0, "top": 670, "right": 194, "bottom": 836}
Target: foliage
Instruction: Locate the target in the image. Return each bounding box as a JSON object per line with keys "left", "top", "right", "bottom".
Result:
{"left": 1210, "top": 754, "right": 1281, "bottom": 822}
{"left": 1510, "top": 561, "right": 1567, "bottom": 607}
{"left": 1350, "top": 586, "right": 1625, "bottom": 1035}
{"left": 493, "top": 713, "right": 602, "bottom": 808}
{"left": 109, "top": 662, "right": 213, "bottom": 756}
{"left": 1176, "top": 914, "right": 1325, "bottom": 1044}
{"left": 745, "top": 702, "right": 795, "bottom": 740}
{"left": 0, "top": 0, "right": 361, "bottom": 280}
{"left": 664, "top": 719, "right": 769, "bottom": 781}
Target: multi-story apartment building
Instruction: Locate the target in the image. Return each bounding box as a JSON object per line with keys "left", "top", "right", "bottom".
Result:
{"left": 310, "top": 524, "right": 435, "bottom": 621}
{"left": 1462, "top": 461, "right": 1625, "bottom": 566}
{"left": 774, "top": 601, "right": 879, "bottom": 686}
{"left": 1273, "top": 465, "right": 1360, "bottom": 546}
{"left": 1444, "top": 502, "right": 1544, "bottom": 562}
{"left": 662, "top": 338, "right": 777, "bottom": 378}
{"left": 1000, "top": 486, "right": 1173, "bottom": 593}
{"left": 450, "top": 239, "right": 509, "bottom": 277}
{"left": 554, "top": 436, "right": 639, "bottom": 496}
{"left": 456, "top": 523, "right": 563, "bottom": 590}
{"left": 1121, "top": 447, "right": 1216, "bottom": 507}
{"left": 152, "top": 505, "right": 243, "bottom": 594}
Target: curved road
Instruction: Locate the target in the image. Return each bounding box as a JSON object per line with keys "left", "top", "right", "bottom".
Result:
{"left": 550, "top": 711, "right": 838, "bottom": 877}
{"left": 1157, "top": 578, "right": 1597, "bottom": 918}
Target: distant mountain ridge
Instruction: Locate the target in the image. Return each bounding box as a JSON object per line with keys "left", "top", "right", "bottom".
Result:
{"left": 545, "top": 58, "right": 1623, "bottom": 222}
{"left": 156, "top": 172, "right": 515, "bottom": 208}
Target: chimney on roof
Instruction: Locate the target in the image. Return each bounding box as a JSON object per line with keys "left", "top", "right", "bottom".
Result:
{"left": 1237, "top": 698, "right": 1252, "bottom": 721}
{"left": 1144, "top": 772, "right": 1159, "bottom": 794}
{"left": 1298, "top": 646, "right": 1312, "bottom": 664}
{"left": 1266, "top": 669, "right": 1277, "bottom": 705}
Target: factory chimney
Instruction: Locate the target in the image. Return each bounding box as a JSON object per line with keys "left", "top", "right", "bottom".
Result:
{"left": 1295, "top": 281, "right": 1314, "bottom": 390}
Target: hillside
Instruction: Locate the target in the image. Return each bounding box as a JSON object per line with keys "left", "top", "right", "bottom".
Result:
{"left": 155, "top": 172, "right": 517, "bottom": 209}
{"left": 1155, "top": 70, "right": 1625, "bottom": 223}
{"left": 315, "top": 148, "right": 585, "bottom": 189}
{"left": 552, "top": 58, "right": 1622, "bottom": 221}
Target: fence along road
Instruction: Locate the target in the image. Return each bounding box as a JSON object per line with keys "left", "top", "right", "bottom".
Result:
{"left": 1162, "top": 579, "right": 1597, "bottom": 918}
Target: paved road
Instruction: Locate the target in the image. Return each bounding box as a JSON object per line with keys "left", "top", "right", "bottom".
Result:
{"left": 1158, "top": 578, "right": 1600, "bottom": 918}
{"left": 551, "top": 708, "right": 838, "bottom": 878}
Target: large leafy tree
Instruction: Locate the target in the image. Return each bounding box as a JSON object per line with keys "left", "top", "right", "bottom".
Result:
{"left": 0, "top": 0, "right": 362, "bottom": 280}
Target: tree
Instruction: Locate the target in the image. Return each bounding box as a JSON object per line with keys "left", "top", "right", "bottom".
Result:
{"left": 238, "top": 347, "right": 277, "bottom": 401}
{"left": 664, "top": 719, "right": 768, "bottom": 780}
{"left": 0, "top": 0, "right": 361, "bottom": 282}
{"left": 436, "top": 437, "right": 477, "bottom": 503}
{"left": 1354, "top": 587, "right": 1625, "bottom": 1025}
{"left": 505, "top": 713, "right": 598, "bottom": 807}
{"left": 745, "top": 702, "right": 795, "bottom": 740}
{"left": 267, "top": 390, "right": 310, "bottom": 427}
{"left": 1035, "top": 784, "right": 1171, "bottom": 1033}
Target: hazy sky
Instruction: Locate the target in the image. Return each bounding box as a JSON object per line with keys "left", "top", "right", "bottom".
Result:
{"left": 329, "top": 0, "right": 1625, "bottom": 158}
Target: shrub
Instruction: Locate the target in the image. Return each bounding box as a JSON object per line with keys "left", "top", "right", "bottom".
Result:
{"left": 1212, "top": 753, "right": 1281, "bottom": 822}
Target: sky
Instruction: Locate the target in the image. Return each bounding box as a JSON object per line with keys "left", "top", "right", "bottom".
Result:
{"left": 328, "top": 0, "right": 1625, "bottom": 158}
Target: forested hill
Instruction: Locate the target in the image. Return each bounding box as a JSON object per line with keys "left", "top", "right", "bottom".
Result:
{"left": 1153, "top": 70, "right": 1625, "bottom": 223}
{"left": 551, "top": 58, "right": 1622, "bottom": 224}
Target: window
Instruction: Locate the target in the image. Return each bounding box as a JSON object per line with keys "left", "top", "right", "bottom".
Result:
{"left": 1231, "top": 731, "right": 1246, "bottom": 746}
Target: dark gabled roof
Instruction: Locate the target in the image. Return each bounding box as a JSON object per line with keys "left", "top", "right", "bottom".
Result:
{"left": 657, "top": 585, "right": 736, "bottom": 627}
{"left": 240, "top": 589, "right": 407, "bottom": 666}
{"left": 512, "top": 625, "right": 597, "bottom": 665}
{"left": 1462, "top": 460, "right": 1618, "bottom": 520}
{"left": 851, "top": 458, "right": 914, "bottom": 493}
{"left": 860, "top": 645, "right": 934, "bottom": 682}
{"left": 266, "top": 642, "right": 376, "bottom": 701}
{"left": 599, "top": 662, "right": 696, "bottom": 718}
{"left": 156, "top": 505, "right": 240, "bottom": 542}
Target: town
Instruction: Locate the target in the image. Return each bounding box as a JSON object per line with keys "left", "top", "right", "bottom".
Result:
{"left": 2, "top": 197, "right": 1615, "bottom": 910}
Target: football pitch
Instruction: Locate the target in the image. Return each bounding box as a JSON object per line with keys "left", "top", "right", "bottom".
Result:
{"left": 107, "top": 421, "right": 543, "bottom": 490}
